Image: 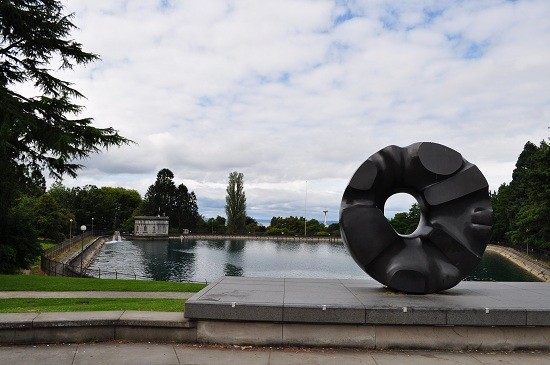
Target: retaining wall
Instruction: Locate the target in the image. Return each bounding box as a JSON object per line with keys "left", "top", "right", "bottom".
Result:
{"left": 1, "top": 311, "right": 549, "bottom": 350}
{"left": 486, "top": 245, "right": 550, "bottom": 282}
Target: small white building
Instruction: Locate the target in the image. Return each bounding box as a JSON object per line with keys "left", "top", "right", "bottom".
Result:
{"left": 134, "top": 216, "right": 169, "bottom": 238}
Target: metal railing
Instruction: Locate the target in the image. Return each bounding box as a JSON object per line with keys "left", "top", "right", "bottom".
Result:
{"left": 493, "top": 240, "right": 550, "bottom": 266}
{"left": 179, "top": 233, "right": 342, "bottom": 243}
{"left": 40, "top": 235, "right": 207, "bottom": 284}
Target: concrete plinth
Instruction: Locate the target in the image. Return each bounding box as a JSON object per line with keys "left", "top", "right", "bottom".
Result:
{"left": 185, "top": 277, "right": 550, "bottom": 349}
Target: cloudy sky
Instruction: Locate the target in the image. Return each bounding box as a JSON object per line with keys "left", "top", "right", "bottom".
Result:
{"left": 50, "top": 0, "right": 549, "bottom": 222}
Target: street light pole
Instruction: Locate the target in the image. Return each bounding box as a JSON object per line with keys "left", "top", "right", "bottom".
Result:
{"left": 80, "top": 225, "right": 87, "bottom": 276}
{"left": 304, "top": 180, "right": 307, "bottom": 236}
{"left": 69, "top": 219, "right": 73, "bottom": 245}
{"left": 92, "top": 217, "right": 94, "bottom": 238}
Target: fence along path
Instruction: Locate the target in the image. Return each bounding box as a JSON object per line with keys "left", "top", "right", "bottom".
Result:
{"left": 40, "top": 234, "right": 206, "bottom": 283}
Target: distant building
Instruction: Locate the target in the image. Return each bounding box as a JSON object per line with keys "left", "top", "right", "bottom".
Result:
{"left": 134, "top": 216, "right": 169, "bottom": 238}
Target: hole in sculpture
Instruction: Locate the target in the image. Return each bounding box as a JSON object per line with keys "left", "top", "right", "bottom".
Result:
{"left": 384, "top": 193, "right": 421, "bottom": 235}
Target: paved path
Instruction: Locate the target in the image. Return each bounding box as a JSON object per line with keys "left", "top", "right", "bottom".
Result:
{"left": 0, "top": 343, "right": 548, "bottom": 365}
{"left": 0, "top": 291, "right": 194, "bottom": 299}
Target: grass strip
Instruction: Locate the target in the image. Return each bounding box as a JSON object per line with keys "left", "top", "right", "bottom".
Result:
{"left": 0, "top": 298, "right": 185, "bottom": 313}
{"left": 0, "top": 275, "right": 206, "bottom": 292}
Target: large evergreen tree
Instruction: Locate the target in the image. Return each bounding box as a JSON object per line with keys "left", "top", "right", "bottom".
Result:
{"left": 491, "top": 140, "right": 550, "bottom": 249}
{"left": 0, "top": 0, "right": 130, "bottom": 272}
{"left": 225, "top": 171, "right": 247, "bottom": 234}
{"left": 143, "top": 169, "right": 176, "bottom": 217}
{"left": 142, "top": 168, "right": 200, "bottom": 231}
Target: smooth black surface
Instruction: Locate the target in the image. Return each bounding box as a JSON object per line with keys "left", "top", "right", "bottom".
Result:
{"left": 340, "top": 142, "right": 493, "bottom": 294}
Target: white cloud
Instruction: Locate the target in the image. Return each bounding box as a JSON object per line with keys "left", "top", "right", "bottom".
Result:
{"left": 50, "top": 0, "right": 550, "bottom": 221}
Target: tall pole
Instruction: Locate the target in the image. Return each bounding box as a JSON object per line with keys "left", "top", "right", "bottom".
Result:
{"left": 80, "top": 225, "right": 86, "bottom": 276}
{"left": 304, "top": 180, "right": 307, "bottom": 236}
{"left": 69, "top": 219, "right": 73, "bottom": 245}
{"left": 92, "top": 217, "right": 94, "bottom": 237}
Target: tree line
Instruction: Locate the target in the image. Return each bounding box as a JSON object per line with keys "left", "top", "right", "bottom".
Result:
{"left": 491, "top": 140, "right": 549, "bottom": 249}
{"left": 5, "top": 166, "right": 341, "bottom": 249}
{"left": 266, "top": 216, "right": 339, "bottom": 236}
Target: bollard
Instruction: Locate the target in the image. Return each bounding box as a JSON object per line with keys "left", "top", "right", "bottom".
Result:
{"left": 115, "top": 271, "right": 118, "bottom": 279}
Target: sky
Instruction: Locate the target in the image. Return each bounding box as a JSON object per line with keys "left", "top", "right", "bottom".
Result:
{"left": 42, "top": 0, "right": 550, "bottom": 223}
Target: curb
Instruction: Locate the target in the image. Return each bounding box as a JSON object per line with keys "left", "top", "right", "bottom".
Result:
{"left": 1, "top": 311, "right": 549, "bottom": 350}
{"left": 0, "top": 311, "right": 196, "bottom": 345}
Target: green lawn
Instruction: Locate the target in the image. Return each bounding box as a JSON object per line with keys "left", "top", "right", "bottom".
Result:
{"left": 0, "top": 298, "right": 185, "bottom": 313}
{"left": 0, "top": 275, "right": 206, "bottom": 292}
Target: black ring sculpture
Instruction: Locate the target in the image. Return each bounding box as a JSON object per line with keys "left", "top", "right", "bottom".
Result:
{"left": 340, "top": 142, "right": 493, "bottom": 294}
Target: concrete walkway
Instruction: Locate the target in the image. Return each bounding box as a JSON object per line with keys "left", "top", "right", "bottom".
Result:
{"left": 0, "top": 343, "right": 548, "bottom": 365}
{"left": 0, "top": 291, "right": 194, "bottom": 299}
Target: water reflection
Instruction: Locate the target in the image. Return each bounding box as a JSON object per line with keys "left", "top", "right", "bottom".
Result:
{"left": 226, "top": 239, "right": 245, "bottom": 253}
{"left": 465, "top": 251, "right": 540, "bottom": 281}
{"left": 203, "top": 240, "right": 225, "bottom": 250}
{"left": 88, "top": 239, "right": 541, "bottom": 283}
{"left": 224, "top": 263, "right": 244, "bottom": 276}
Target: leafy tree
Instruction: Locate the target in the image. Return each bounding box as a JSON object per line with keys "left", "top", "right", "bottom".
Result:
{"left": 389, "top": 212, "right": 409, "bottom": 234}
{"left": 211, "top": 216, "right": 227, "bottom": 234}
{"left": 269, "top": 216, "right": 304, "bottom": 235}
{"left": 0, "top": 200, "right": 39, "bottom": 273}
{"left": 196, "top": 216, "right": 226, "bottom": 234}
{"left": 268, "top": 216, "right": 328, "bottom": 236}
{"left": 388, "top": 203, "right": 420, "bottom": 235}
{"left": 46, "top": 183, "right": 141, "bottom": 234}
{"left": 48, "top": 181, "right": 74, "bottom": 210}
{"left": 34, "top": 193, "right": 73, "bottom": 242}
{"left": 306, "top": 219, "right": 325, "bottom": 236}
{"left": 0, "top": 0, "right": 130, "bottom": 273}
{"left": 245, "top": 216, "right": 264, "bottom": 234}
{"left": 266, "top": 226, "right": 290, "bottom": 235}
{"left": 327, "top": 223, "right": 340, "bottom": 236}
{"left": 225, "top": 171, "right": 247, "bottom": 234}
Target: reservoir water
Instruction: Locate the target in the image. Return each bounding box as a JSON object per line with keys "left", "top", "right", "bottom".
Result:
{"left": 87, "top": 239, "right": 541, "bottom": 283}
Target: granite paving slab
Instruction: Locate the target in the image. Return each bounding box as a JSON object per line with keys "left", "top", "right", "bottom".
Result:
{"left": 184, "top": 277, "right": 550, "bottom": 326}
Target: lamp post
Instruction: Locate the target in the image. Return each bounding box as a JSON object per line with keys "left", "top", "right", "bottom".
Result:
{"left": 80, "top": 225, "right": 87, "bottom": 276}
{"left": 91, "top": 217, "right": 94, "bottom": 238}
{"left": 304, "top": 180, "right": 307, "bottom": 236}
{"left": 69, "top": 219, "right": 73, "bottom": 245}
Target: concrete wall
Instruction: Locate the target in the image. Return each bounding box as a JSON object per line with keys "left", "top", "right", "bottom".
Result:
{"left": 2, "top": 312, "right": 549, "bottom": 350}
{"left": 196, "top": 321, "right": 550, "bottom": 350}
{"left": 66, "top": 237, "right": 106, "bottom": 276}
{"left": 0, "top": 312, "right": 196, "bottom": 345}
{"left": 487, "top": 245, "right": 550, "bottom": 282}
